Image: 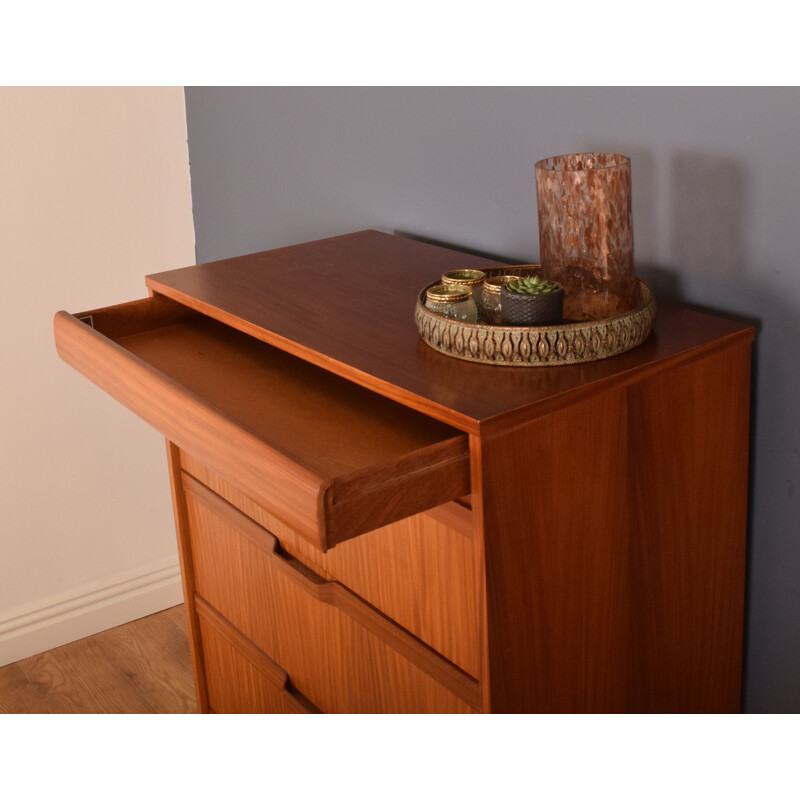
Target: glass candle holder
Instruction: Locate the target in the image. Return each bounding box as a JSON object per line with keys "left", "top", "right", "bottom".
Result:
{"left": 535, "top": 152, "right": 637, "bottom": 321}
{"left": 441, "top": 269, "right": 486, "bottom": 304}
{"left": 425, "top": 284, "right": 478, "bottom": 322}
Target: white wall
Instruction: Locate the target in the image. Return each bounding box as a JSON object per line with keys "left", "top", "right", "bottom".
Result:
{"left": 0, "top": 87, "right": 196, "bottom": 665}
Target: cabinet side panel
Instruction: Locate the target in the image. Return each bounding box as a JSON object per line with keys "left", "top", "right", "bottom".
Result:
{"left": 480, "top": 341, "right": 751, "bottom": 713}
{"left": 625, "top": 341, "right": 751, "bottom": 712}
{"left": 480, "top": 388, "right": 631, "bottom": 713}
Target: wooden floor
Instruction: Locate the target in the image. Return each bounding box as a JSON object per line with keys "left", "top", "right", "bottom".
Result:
{"left": 0, "top": 605, "right": 197, "bottom": 713}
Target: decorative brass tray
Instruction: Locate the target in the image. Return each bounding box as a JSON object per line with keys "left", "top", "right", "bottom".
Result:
{"left": 415, "top": 269, "right": 656, "bottom": 367}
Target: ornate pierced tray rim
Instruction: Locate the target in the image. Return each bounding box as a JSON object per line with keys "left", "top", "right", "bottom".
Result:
{"left": 415, "top": 275, "right": 656, "bottom": 367}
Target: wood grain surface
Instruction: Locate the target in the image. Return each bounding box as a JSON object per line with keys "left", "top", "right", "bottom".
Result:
{"left": 622, "top": 339, "right": 751, "bottom": 711}
{"left": 183, "top": 475, "right": 479, "bottom": 713}
{"left": 53, "top": 230, "right": 754, "bottom": 714}
{"left": 146, "top": 230, "right": 755, "bottom": 431}
{"left": 0, "top": 606, "right": 195, "bottom": 713}
{"left": 477, "top": 339, "right": 752, "bottom": 712}
{"left": 197, "top": 600, "right": 319, "bottom": 713}
{"left": 166, "top": 440, "right": 209, "bottom": 712}
{"left": 54, "top": 304, "right": 470, "bottom": 551}
{"left": 179, "top": 450, "right": 480, "bottom": 677}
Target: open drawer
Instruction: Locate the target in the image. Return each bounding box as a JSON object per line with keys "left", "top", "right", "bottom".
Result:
{"left": 53, "top": 294, "right": 470, "bottom": 551}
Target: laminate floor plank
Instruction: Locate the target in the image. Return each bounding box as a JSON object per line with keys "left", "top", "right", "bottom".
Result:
{"left": 97, "top": 607, "right": 197, "bottom": 712}
{"left": 0, "top": 605, "right": 197, "bottom": 714}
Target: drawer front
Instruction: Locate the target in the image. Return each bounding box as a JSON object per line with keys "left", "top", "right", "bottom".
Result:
{"left": 197, "top": 600, "right": 318, "bottom": 714}
{"left": 54, "top": 297, "right": 470, "bottom": 553}
{"left": 183, "top": 475, "right": 480, "bottom": 714}
{"left": 181, "top": 451, "right": 480, "bottom": 677}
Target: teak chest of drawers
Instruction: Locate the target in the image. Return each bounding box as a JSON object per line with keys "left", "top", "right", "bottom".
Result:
{"left": 54, "top": 230, "right": 754, "bottom": 713}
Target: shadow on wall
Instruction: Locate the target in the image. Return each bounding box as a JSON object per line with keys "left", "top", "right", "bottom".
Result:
{"left": 673, "top": 153, "right": 747, "bottom": 276}
{"left": 392, "top": 229, "right": 533, "bottom": 268}
{"left": 636, "top": 152, "right": 800, "bottom": 712}
{"left": 638, "top": 152, "right": 763, "bottom": 329}
{"left": 639, "top": 153, "right": 747, "bottom": 308}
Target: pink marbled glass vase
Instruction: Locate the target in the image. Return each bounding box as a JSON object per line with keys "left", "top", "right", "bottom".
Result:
{"left": 535, "top": 152, "right": 638, "bottom": 321}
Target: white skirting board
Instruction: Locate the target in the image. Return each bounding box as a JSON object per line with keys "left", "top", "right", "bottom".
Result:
{"left": 0, "top": 557, "right": 183, "bottom": 667}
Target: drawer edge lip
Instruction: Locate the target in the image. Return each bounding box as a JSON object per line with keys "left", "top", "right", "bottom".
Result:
{"left": 321, "top": 433, "right": 471, "bottom": 549}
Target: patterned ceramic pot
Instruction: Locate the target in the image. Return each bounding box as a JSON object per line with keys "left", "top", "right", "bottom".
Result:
{"left": 500, "top": 282, "right": 564, "bottom": 326}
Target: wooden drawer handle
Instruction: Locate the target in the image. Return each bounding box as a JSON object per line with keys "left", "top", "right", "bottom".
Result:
{"left": 182, "top": 472, "right": 482, "bottom": 711}
{"left": 195, "top": 595, "right": 320, "bottom": 713}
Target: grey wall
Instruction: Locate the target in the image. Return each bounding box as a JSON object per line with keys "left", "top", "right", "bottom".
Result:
{"left": 183, "top": 86, "right": 800, "bottom": 713}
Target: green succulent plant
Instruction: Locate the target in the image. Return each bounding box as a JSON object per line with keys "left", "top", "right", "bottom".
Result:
{"left": 505, "top": 274, "right": 560, "bottom": 295}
